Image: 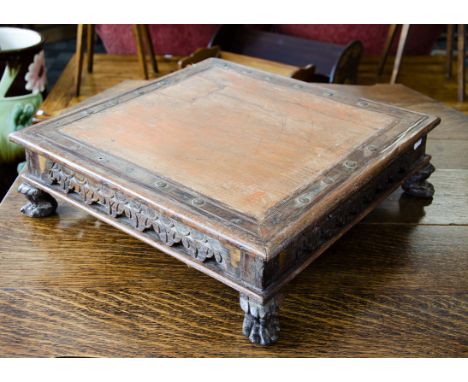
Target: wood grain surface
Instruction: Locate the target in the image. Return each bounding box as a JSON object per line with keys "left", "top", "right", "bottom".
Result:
{"left": 0, "top": 54, "right": 467, "bottom": 357}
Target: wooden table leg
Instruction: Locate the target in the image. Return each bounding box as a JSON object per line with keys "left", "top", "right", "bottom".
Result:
{"left": 446, "top": 24, "right": 454, "bottom": 79}
{"left": 133, "top": 24, "right": 149, "bottom": 80}
{"left": 378, "top": 24, "right": 398, "bottom": 77}
{"left": 142, "top": 25, "right": 158, "bottom": 74}
{"left": 458, "top": 24, "right": 466, "bottom": 102}
{"left": 390, "top": 24, "right": 410, "bottom": 84}
{"left": 86, "top": 24, "right": 94, "bottom": 74}
{"left": 74, "top": 24, "right": 85, "bottom": 97}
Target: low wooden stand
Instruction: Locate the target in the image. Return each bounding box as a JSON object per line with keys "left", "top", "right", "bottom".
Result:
{"left": 10, "top": 59, "right": 439, "bottom": 345}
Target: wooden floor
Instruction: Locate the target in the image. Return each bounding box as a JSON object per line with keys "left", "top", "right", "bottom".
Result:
{"left": 0, "top": 54, "right": 467, "bottom": 357}
{"left": 360, "top": 55, "right": 468, "bottom": 113}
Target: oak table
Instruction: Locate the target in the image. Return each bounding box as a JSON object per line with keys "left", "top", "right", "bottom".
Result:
{"left": 0, "top": 55, "right": 467, "bottom": 356}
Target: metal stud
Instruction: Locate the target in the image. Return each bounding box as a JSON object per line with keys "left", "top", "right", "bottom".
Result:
{"left": 297, "top": 196, "right": 311, "bottom": 205}
{"left": 323, "top": 177, "right": 335, "bottom": 185}
{"left": 344, "top": 160, "right": 358, "bottom": 169}
{"left": 192, "top": 198, "right": 205, "bottom": 206}
{"left": 155, "top": 180, "right": 168, "bottom": 188}
{"left": 271, "top": 215, "right": 281, "bottom": 224}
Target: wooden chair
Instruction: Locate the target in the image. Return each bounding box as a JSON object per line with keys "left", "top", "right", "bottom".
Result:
{"left": 178, "top": 46, "right": 221, "bottom": 68}
{"left": 377, "top": 24, "right": 410, "bottom": 84}
{"left": 75, "top": 24, "right": 158, "bottom": 96}
{"left": 178, "top": 46, "right": 316, "bottom": 82}
{"left": 446, "top": 25, "right": 466, "bottom": 102}
{"left": 379, "top": 24, "right": 466, "bottom": 102}
{"left": 208, "top": 25, "right": 363, "bottom": 84}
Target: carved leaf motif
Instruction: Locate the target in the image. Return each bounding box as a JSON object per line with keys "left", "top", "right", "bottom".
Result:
{"left": 182, "top": 235, "right": 198, "bottom": 257}
{"left": 45, "top": 161, "right": 228, "bottom": 266}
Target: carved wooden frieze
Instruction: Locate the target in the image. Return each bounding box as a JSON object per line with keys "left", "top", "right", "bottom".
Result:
{"left": 44, "top": 161, "right": 229, "bottom": 265}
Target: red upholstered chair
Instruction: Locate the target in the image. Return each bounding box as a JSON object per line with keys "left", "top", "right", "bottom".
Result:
{"left": 274, "top": 24, "right": 444, "bottom": 56}
{"left": 75, "top": 24, "right": 160, "bottom": 96}
{"left": 96, "top": 24, "right": 444, "bottom": 58}
{"left": 95, "top": 24, "right": 219, "bottom": 56}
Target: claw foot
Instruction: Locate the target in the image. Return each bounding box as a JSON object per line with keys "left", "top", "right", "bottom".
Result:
{"left": 402, "top": 163, "right": 435, "bottom": 198}
{"left": 240, "top": 294, "right": 280, "bottom": 346}
{"left": 18, "top": 182, "right": 57, "bottom": 218}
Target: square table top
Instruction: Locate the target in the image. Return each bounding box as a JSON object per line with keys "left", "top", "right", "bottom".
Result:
{"left": 9, "top": 58, "right": 439, "bottom": 258}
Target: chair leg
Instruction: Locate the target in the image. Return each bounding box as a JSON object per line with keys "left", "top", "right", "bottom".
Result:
{"left": 378, "top": 24, "right": 398, "bottom": 77}
{"left": 458, "top": 24, "right": 466, "bottom": 103}
{"left": 446, "top": 24, "right": 454, "bottom": 79}
{"left": 74, "top": 24, "right": 85, "bottom": 97}
{"left": 133, "top": 24, "right": 149, "bottom": 80}
{"left": 142, "top": 25, "right": 158, "bottom": 74}
{"left": 390, "top": 24, "right": 410, "bottom": 84}
{"left": 86, "top": 24, "right": 95, "bottom": 73}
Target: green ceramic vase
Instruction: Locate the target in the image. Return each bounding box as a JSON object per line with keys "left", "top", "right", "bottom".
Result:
{"left": 0, "top": 27, "right": 46, "bottom": 164}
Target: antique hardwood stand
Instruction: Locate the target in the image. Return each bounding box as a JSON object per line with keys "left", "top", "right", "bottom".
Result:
{"left": 11, "top": 59, "right": 439, "bottom": 345}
